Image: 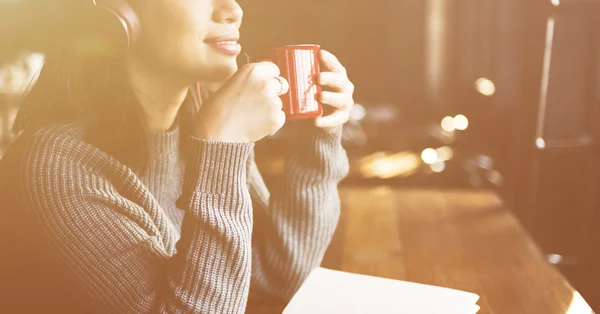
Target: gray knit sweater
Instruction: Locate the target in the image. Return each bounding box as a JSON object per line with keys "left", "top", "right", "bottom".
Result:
{"left": 0, "top": 121, "right": 349, "bottom": 313}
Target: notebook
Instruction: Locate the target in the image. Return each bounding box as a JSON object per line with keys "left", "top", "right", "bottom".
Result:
{"left": 283, "top": 268, "right": 480, "bottom": 314}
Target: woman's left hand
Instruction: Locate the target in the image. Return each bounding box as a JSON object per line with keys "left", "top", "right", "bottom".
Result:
{"left": 315, "top": 50, "right": 355, "bottom": 131}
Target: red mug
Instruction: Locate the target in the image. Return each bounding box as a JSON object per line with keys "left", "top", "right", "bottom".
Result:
{"left": 266, "top": 44, "right": 323, "bottom": 119}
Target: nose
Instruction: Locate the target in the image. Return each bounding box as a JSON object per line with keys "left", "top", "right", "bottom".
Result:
{"left": 213, "top": 0, "right": 243, "bottom": 24}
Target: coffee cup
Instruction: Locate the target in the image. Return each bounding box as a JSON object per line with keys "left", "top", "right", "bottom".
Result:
{"left": 265, "top": 44, "right": 322, "bottom": 119}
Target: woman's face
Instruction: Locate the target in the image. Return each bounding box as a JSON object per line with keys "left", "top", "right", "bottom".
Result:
{"left": 133, "top": 0, "right": 243, "bottom": 82}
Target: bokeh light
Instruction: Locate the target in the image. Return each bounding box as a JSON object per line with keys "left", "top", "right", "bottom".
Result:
{"left": 453, "top": 114, "right": 469, "bottom": 131}
{"left": 431, "top": 161, "right": 446, "bottom": 173}
{"left": 441, "top": 116, "right": 455, "bottom": 132}
{"left": 475, "top": 77, "right": 496, "bottom": 96}
{"left": 421, "top": 148, "right": 438, "bottom": 165}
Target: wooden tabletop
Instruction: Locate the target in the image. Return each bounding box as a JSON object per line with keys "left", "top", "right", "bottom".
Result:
{"left": 247, "top": 187, "right": 594, "bottom": 314}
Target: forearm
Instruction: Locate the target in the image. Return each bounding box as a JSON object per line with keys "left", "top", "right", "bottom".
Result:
{"left": 250, "top": 126, "right": 349, "bottom": 301}
{"left": 168, "top": 137, "right": 255, "bottom": 313}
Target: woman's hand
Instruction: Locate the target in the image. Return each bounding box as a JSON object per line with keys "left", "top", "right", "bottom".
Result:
{"left": 315, "top": 50, "right": 355, "bottom": 131}
{"left": 193, "top": 61, "right": 290, "bottom": 143}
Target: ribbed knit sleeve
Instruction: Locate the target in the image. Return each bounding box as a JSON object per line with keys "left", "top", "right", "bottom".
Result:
{"left": 248, "top": 125, "right": 350, "bottom": 301}
{"left": 17, "top": 127, "right": 255, "bottom": 313}
{"left": 165, "top": 137, "right": 255, "bottom": 313}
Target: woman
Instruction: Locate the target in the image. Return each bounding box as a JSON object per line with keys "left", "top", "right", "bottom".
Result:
{"left": 0, "top": 0, "right": 354, "bottom": 313}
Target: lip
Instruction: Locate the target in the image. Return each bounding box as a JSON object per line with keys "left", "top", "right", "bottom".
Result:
{"left": 204, "top": 33, "right": 240, "bottom": 43}
{"left": 204, "top": 33, "right": 241, "bottom": 56}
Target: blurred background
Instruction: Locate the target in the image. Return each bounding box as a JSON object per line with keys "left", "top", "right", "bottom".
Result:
{"left": 2, "top": 0, "right": 600, "bottom": 310}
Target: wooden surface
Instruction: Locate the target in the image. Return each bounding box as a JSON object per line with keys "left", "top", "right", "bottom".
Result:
{"left": 247, "top": 187, "right": 594, "bottom": 314}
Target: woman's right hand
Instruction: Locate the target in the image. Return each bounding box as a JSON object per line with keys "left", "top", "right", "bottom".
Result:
{"left": 192, "top": 62, "right": 289, "bottom": 143}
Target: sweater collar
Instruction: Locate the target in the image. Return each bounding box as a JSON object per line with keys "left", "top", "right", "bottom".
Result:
{"left": 147, "top": 124, "right": 180, "bottom": 158}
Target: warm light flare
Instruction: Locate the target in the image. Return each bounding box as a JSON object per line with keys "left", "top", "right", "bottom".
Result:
{"left": 431, "top": 161, "right": 446, "bottom": 173}
{"left": 421, "top": 148, "right": 437, "bottom": 165}
{"left": 475, "top": 77, "right": 496, "bottom": 96}
{"left": 435, "top": 146, "right": 453, "bottom": 161}
{"left": 441, "top": 116, "right": 455, "bottom": 132}
{"left": 359, "top": 152, "right": 420, "bottom": 179}
{"left": 535, "top": 138, "right": 546, "bottom": 149}
{"left": 453, "top": 114, "right": 469, "bottom": 131}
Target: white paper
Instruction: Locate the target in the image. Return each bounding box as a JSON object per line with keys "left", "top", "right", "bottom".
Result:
{"left": 284, "top": 268, "right": 480, "bottom": 314}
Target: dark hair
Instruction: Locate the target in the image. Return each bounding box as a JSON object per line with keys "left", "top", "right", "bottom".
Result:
{"left": 14, "top": 54, "right": 141, "bottom": 164}
{"left": 10, "top": 1, "right": 194, "bottom": 168}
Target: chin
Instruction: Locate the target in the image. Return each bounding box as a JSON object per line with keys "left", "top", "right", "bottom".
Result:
{"left": 203, "top": 62, "right": 238, "bottom": 82}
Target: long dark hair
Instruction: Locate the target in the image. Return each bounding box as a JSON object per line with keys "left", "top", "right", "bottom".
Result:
{"left": 9, "top": 1, "right": 194, "bottom": 168}
{"left": 13, "top": 54, "right": 146, "bottom": 165}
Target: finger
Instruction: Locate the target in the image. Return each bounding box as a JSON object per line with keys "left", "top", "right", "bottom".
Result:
{"left": 320, "top": 91, "right": 353, "bottom": 110}
{"left": 319, "top": 49, "right": 346, "bottom": 74}
{"left": 270, "top": 110, "right": 287, "bottom": 136}
{"left": 314, "top": 109, "right": 350, "bottom": 129}
{"left": 255, "top": 61, "right": 281, "bottom": 77}
{"left": 266, "top": 76, "right": 289, "bottom": 96}
{"left": 275, "top": 76, "right": 289, "bottom": 95}
{"left": 271, "top": 93, "right": 283, "bottom": 110}
{"left": 318, "top": 72, "right": 349, "bottom": 92}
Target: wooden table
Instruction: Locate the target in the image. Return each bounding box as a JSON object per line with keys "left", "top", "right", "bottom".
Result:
{"left": 247, "top": 187, "right": 594, "bottom": 314}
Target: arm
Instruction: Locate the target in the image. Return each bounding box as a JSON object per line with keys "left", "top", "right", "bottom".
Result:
{"left": 248, "top": 124, "right": 349, "bottom": 301}
{"left": 248, "top": 49, "right": 354, "bottom": 302}
{"left": 21, "top": 134, "right": 254, "bottom": 313}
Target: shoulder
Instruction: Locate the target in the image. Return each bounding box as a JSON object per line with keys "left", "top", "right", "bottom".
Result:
{"left": 14, "top": 123, "right": 117, "bottom": 173}
{"left": 2, "top": 122, "right": 128, "bottom": 203}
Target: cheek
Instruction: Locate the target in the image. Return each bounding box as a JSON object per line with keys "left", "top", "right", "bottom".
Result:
{"left": 141, "top": 2, "right": 211, "bottom": 62}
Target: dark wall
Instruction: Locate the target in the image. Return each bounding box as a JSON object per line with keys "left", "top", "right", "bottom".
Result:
{"left": 241, "top": 0, "right": 428, "bottom": 114}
